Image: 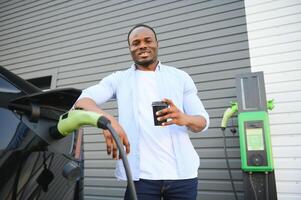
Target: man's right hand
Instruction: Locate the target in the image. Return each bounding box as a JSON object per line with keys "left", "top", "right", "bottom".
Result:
{"left": 75, "top": 98, "right": 130, "bottom": 160}
{"left": 103, "top": 117, "right": 130, "bottom": 160}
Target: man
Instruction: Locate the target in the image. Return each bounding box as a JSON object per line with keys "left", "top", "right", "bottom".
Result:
{"left": 75, "top": 24, "right": 209, "bottom": 200}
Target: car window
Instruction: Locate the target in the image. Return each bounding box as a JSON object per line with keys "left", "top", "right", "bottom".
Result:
{"left": 0, "top": 76, "right": 21, "bottom": 93}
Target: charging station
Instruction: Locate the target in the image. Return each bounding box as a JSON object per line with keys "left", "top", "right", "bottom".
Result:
{"left": 222, "top": 71, "right": 278, "bottom": 200}
{"left": 236, "top": 72, "right": 274, "bottom": 173}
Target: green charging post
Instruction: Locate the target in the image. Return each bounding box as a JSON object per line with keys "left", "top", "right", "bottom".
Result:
{"left": 236, "top": 72, "right": 274, "bottom": 172}
{"left": 221, "top": 71, "right": 278, "bottom": 200}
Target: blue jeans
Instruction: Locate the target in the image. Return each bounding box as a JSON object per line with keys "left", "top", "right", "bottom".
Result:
{"left": 124, "top": 178, "right": 198, "bottom": 200}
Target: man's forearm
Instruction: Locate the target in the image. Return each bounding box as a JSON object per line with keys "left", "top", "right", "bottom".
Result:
{"left": 74, "top": 98, "right": 114, "bottom": 121}
{"left": 185, "top": 115, "right": 207, "bottom": 133}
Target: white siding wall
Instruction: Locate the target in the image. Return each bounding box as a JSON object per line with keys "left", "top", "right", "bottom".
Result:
{"left": 245, "top": 1, "right": 301, "bottom": 200}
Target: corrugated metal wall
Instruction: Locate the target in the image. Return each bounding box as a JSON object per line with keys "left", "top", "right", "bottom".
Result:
{"left": 0, "top": 1, "right": 251, "bottom": 199}
{"left": 245, "top": 1, "right": 301, "bottom": 200}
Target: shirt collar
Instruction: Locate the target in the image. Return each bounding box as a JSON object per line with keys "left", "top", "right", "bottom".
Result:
{"left": 132, "top": 61, "right": 161, "bottom": 71}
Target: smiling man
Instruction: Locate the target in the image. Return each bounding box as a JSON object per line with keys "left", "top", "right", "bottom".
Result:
{"left": 75, "top": 24, "right": 209, "bottom": 200}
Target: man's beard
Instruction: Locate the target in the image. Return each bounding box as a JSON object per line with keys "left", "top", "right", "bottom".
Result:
{"left": 134, "top": 58, "right": 156, "bottom": 67}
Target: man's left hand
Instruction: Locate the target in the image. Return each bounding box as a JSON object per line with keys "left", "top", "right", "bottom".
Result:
{"left": 156, "top": 98, "right": 188, "bottom": 126}
{"left": 156, "top": 98, "right": 207, "bottom": 132}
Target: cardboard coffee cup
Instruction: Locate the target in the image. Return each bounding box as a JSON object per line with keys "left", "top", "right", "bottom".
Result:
{"left": 152, "top": 101, "right": 168, "bottom": 126}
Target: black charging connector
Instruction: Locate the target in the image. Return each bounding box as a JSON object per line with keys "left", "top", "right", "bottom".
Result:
{"left": 101, "top": 119, "right": 137, "bottom": 200}
{"left": 221, "top": 127, "right": 239, "bottom": 200}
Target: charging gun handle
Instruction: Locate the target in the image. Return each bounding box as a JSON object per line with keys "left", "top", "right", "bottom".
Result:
{"left": 267, "top": 99, "right": 275, "bottom": 111}
{"left": 50, "top": 110, "right": 101, "bottom": 139}
{"left": 221, "top": 102, "right": 238, "bottom": 130}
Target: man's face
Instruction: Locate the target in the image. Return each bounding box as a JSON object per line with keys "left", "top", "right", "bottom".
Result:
{"left": 128, "top": 27, "right": 158, "bottom": 68}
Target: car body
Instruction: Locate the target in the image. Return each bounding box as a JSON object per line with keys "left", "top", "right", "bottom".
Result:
{"left": 0, "top": 65, "right": 82, "bottom": 200}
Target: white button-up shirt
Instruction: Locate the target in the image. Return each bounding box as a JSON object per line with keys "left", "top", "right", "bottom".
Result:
{"left": 78, "top": 62, "right": 209, "bottom": 180}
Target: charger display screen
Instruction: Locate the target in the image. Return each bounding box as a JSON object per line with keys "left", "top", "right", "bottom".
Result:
{"left": 246, "top": 128, "right": 264, "bottom": 151}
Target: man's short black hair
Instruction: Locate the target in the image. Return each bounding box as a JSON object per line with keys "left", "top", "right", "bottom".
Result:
{"left": 127, "top": 24, "right": 157, "bottom": 45}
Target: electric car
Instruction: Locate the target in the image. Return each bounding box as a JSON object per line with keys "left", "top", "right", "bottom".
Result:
{"left": 0, "top": 65, "right": 82, "bottom": 200}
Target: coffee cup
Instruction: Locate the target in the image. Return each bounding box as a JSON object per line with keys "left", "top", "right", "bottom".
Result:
{"left": 152, "top": 101, "right": 168, "bottom": 126}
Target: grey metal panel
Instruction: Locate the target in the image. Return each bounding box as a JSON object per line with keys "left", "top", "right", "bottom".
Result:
{"left": 198, "top": 169, "right": 242, "bottom": 180}
{"left": 0, "top": 0, "right": 238, "bottom": 45}
{"left": 198, "top": 180, "right": 243, "bottom": 192}
{"left": 85, "top": 178, "right": 126, "bottom": 188}
{"left": 0, "top": 0, "right": 35, "bottom": 14}
{"left": 0, "top": 0, "right": 45, "bottom": 19}
{"left": 84, "top": 186, "right": 124, "bottom": 197}
{"left": 0, "top": 3, "right": 245, "bottom": 67}
{"left": 5, "top": 18, "right": 249, "bottom": 75}
{"left": 85, "top": 197, "right": 122, "bottom": 200}
{"left": 0, "top": 1, "right": 109, "bottom": 28}
{"left": 0, "top": 0, "right": 251, "bottom": 199}
{"left": 85, "top": 160, "right": 116, "bottom": 168}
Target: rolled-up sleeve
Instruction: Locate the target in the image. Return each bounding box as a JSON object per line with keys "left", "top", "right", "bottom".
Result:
{"left": 183, "top": 73, "right": 210, "bottom": 132}
{"left": 77, "top": 72, "right": 118, "bottom": 106}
